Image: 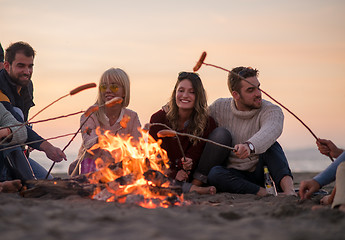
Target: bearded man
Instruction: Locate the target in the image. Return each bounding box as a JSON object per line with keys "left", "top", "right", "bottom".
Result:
{"left": 0, "top": 41, "right": 66, "bottom": 180}
{"left": 193, "top": 67, "right": 295, "bottom": 196}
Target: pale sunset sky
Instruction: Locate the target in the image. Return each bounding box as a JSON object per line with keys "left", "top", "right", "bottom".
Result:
{"left": 1, "top": 0, "right": 345, "bottom": 167}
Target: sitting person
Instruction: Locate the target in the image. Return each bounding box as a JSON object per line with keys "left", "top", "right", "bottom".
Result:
{"left": 203, "top": 67, "right": 295, "bottom": 196}
{"left": 0, "top": 102, "right": 27, "bottom": 191}
{"left": 149, "top": 72, "right": 217, "bottom": 194}
{"left": 299, "top": 139, "right": 345, "bottom": 212}
{"left": 70, "top": 68, "right": 141, "bottom": 175}
{"left": 0, "top": 41, "right": 66, "bottom": 179}
{"left": 0, "top": 42, "right": 4, "bottom": 70}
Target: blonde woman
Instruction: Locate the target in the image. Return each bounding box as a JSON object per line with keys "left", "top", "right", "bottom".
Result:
{"left": 71, "top": 68, "right": 141, "bottom": 175}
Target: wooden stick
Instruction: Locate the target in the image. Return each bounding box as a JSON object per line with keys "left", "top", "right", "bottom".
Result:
{"left": 0, "top": 132, "right": 77, "bottom": 152}
{"left": 154, "top": 125, "right": 236, "bottom": 152}
{"left": 0, "top": 83, "right": 96, "bottom": 145}
{"left": 0, "top": 110, "right": 84, "bottom": 131}
{"left": 45, "top": 97, "right": 124, "bottom": 178}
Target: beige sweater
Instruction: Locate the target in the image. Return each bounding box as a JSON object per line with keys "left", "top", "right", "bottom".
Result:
{"left": 77, "top": 107, "right": 141, "bottom": 162}
{"left": 209, "top": 98, "right": 284, "bottom": 172}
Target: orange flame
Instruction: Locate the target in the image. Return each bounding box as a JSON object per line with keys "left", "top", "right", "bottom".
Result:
{"left": 86, "top": 128, "right": 184, "bottom": 208}
{"left": 120, "top": 114, "right": 130, "bottom": 129}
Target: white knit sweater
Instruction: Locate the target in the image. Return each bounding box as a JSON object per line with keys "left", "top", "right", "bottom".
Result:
{"left": 209, "top": 98, "right": 284, "bottom": 172}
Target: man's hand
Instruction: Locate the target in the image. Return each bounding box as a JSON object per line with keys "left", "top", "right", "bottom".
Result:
{"left": 299, "top": 179, "right": 321, "bottom": 200}
{"left": 234, "top": 143, "right": 250, "bottom": 159}
{"left": 317, "top": 138, "right": 343, "bottom": 158}
{"left": 175, "top": 170, "right": 189, "bottom": 182}
{"left": 40, "top": 141, "right": 67, "bottom": 162}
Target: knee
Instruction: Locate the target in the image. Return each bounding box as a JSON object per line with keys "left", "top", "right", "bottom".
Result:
{"left": 209, "top": 127, "right": 232, "bottom": 146}
{"left": 208, "top": 166, "right": 224, "bottom": 182}
{"left": 337, "top": 161, "right": 345, "bottom": 173}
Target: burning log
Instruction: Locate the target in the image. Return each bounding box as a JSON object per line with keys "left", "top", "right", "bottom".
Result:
{"left": 20, "top": 167, "right": 183, "bottom": 207}
{"left": 143, "top": 169, "right": 170, "bottom": 187}
{"left": 21, "top": 129, "right": 186, "bottom": 208}
{"left": 20, "top": 178, "right": 96, "bottom": 199}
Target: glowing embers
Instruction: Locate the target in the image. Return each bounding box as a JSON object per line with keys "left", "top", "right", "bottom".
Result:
{"left": 86, "top": 128, "right": 183, "bottom": 208}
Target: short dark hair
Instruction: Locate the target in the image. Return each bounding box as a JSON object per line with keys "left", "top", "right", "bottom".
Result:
{"left": 5, "top": 41, "right": 35, "bottom": 64}
{"left": 0, "top": 43, "right": 4, "bottom": 63}
{"left": 227, "top": 67, "right": 259, "bottom": 93}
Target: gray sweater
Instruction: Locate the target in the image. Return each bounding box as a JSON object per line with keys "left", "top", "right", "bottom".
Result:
{"left": 209, "top": 98, "right": 284, "bottom": 171}
{"left": 0, "top": 103, "right": 27, "bottom": 145}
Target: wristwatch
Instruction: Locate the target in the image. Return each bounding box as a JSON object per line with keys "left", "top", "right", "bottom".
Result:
{"left": 245, "top": 142, "right": 255, "bottom": 154}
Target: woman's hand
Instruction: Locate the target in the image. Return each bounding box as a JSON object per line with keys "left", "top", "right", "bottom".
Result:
{"left": 175, "top": 170, "right": 189, "bottom": 182}
{"left": 182, "top": 157, "right": 193, "bottom": 171}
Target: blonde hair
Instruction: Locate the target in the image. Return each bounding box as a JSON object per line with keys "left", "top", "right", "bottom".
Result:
{"left": 95, "top": 68, "right": 130, "bottom": 126}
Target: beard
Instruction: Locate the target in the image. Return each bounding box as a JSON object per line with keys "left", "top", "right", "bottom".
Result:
{"left": 9, "top": 70, "right": 31, "bottom": 87}
{"left": 240, "top": 96, "right": 262, "bottom": 110}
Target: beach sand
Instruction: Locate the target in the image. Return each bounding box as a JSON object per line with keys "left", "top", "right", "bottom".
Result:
{"left": 0, "top": 172, "right": 344, "bottom": 240}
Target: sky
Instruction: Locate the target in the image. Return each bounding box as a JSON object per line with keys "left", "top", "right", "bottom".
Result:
{"left": 1, "top": 0, "right": 345, "bottom": 165}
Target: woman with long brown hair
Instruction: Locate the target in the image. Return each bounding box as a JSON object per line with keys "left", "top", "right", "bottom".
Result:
{"left": 149, "top": 72, "right": 217, "bottom": 194}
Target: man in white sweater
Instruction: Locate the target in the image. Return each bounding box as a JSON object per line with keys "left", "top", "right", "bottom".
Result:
{"left": 195, "top": 67, "right": 295, "bottom": 196}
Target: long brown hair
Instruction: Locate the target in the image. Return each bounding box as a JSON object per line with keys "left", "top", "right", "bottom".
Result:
{"left": 166, "top": 72, "right": 209, "bottom": 144}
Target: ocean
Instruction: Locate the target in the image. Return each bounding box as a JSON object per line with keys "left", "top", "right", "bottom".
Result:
{"left": 29, "top": 147, "right": 332, "bottom": 175}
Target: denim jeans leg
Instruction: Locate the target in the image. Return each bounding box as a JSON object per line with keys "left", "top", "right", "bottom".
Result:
{"left": 208, "top": 166, "right": 260, "bottom": 194}
{"left": 28, "top": 158, "right": 53, "bottom": 180}
{"left": 193, "top": 127, "right": 233, "bottom": 183}
{"left": 258, "top": 141, "right": 292, "bottom": 192}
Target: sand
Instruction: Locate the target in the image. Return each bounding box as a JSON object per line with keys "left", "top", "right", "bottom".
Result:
{"left": 0, "top": 172, "right": 344, "bottom": 240}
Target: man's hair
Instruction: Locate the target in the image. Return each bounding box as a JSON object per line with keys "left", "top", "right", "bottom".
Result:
{"left": 227, "top": 67, "right": 259, "bottom": 93}
{"left": 0, "top": 43, "right": 4, "bottom": 63}
{"left": 5, "top": 41, "right": 35, "bottom": 64}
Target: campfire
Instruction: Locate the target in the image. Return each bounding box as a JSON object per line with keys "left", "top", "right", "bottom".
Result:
{"left": 87, "top": 128, "right": 184, "bottom": 208}
{"left": 21, "top": 127, "right": 185, "bottom": 209}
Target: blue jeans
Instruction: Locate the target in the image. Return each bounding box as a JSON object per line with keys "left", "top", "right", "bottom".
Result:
{"left": 0, "top": 147, "right": 53, "bottom": 181}
{"left": 193, "top": 127, "right": 233, "bottom": 183}
{"left": 197, "top": 127, "right": 292, "bottom": 194}
{"left": 28, "top": 158, "right": 53, "bottom": 180}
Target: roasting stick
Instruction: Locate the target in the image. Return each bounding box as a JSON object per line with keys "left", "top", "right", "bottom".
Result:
{"left": 145, "top": 123, "right": 187, "bottom": 162}
{"left": 193, "top": 51, "right": 334, "bottom": 162}
{"left": 144, "top": 123, "right": 236, "bottom": 152}
{"left": 0, "top": 109, "right": 110, "bottom": 153}
{"left": 143, "top": 123, "right": 189, "bottom": 177}
{"left": 45, "top": 97, "right": 124, "bottom": 179}
{"left": 0, "top": 83, "right": 97, "bottom": 145}
{"left": 30, "top": 83, "right": 97, "bottom": 122}
{"left": 70, "top": 123, "right": 126, "bottom": 177}
{"left": 143, "top": 123, "right": 232, "bottom": 178}
{"left": 0, "top": 132, "right": 77, "bottom": 153}
{"left": 0, "top": 110, "right": 84, "bottom": 131}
